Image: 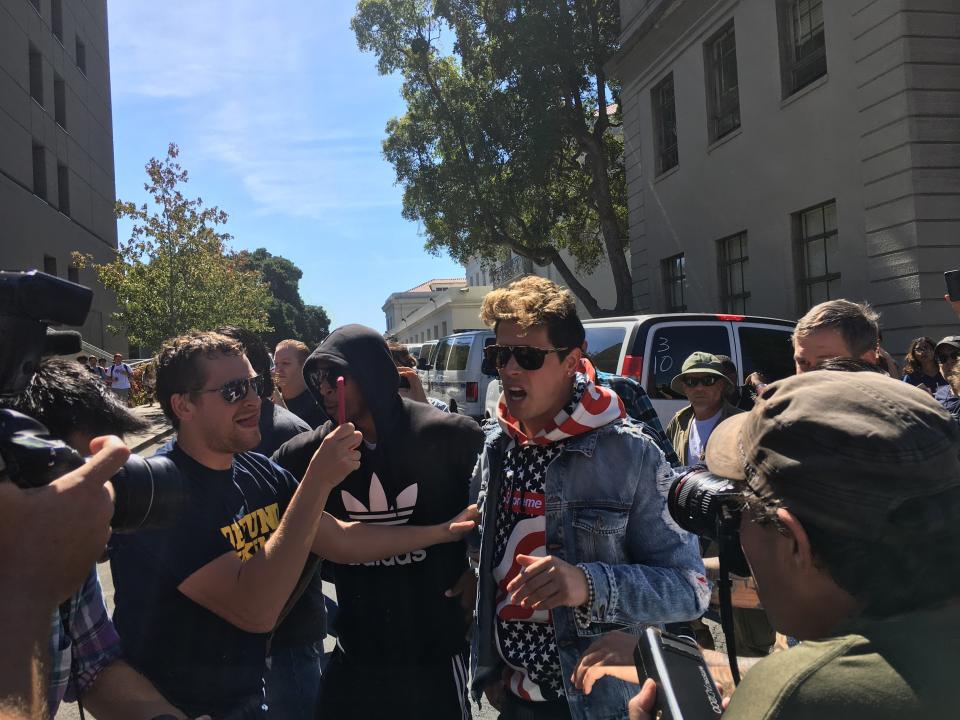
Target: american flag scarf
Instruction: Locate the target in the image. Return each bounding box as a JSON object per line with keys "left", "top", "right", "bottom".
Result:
{"left": 497, "top": 358, "right": 626, "bottom": 445}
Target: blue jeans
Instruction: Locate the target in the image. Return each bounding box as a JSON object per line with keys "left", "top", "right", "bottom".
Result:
{"left": 263, "top": 641, "right": 323, "bottom": 720}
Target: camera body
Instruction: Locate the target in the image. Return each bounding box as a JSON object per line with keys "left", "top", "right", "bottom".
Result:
{"left": 634, "top": 627, "right": 723, "bottom": 720}
{"left": 0, "top": 269, "right": 184, "bottom": 531}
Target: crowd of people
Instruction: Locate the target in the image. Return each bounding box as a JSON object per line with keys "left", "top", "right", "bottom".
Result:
{"left": 2, "top": 277, "right": 960, "bottom": 720}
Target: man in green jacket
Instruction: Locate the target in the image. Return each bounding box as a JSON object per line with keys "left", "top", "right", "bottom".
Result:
{"left": 666, "top": 352, "right": 743, "bottom": 465}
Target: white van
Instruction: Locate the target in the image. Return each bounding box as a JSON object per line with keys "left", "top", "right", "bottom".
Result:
{"left": 423, "top": 330, "right": 496, "bottom": 421}
{"left": 483, "top": 313, "right": 795, "bottom": 427}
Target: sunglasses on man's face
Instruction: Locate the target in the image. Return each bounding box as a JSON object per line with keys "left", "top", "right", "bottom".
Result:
{"left": 198, "top": 374, "right": 266, "bottom": 403}
{"left": 483, "top": 344, "right": 571, "bottom": 371}
{"left": 312, "top": 368, "right": 349, "bottom": 388}
{"left": 682, "top": 375, "right": 719, "bottom": 388}
{"left": 937, "top": 351, "right": 959, "bottom": 364}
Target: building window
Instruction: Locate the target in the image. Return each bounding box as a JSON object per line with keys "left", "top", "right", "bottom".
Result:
{"left": 434, "top": 324, "right": 440, "bottom": 339}
{"left": 54, "top": 74, "right": 66, "bottom": 128}
{"left": 68, "top": 265, "right": 79, "bottom": 284}
{"left": 704, "top": 21, "right": 740, "bottom": 142}
{"left": 427, "top": 329, "right": 431, "bottom": 340}
{"left": 651, "top": 73, "right": 678, "bottom": 175}
{"left": 777, "top": 0, "right": 827, "bottom": 97}
{"left": 75, "top": 36, "right": 86, "bottom": 75}
{"left": 57, "top": 164, "right": 70, "bottom": 215}
{"left": 52, "top": 0, "right": 63, "bottom": 42}
{"left": 661, "top": 254, "right": 686, "bottom": 312}
{"left": 44, "top": 255, "right": 57, "bottom": 276}
{"left": 32, "top": 143, "right": 47, "bottom": 199}
{"left": 442, "top": 321, "right": 448, "bottom": 336}
{"left": 794, "top": 200, "right": 840, "bottom": 311}
{"left": 717, "top": 232, "right": 750, "bottom": 314}
{"left": 29, "top": 45, "right": 43, "bottom": 105}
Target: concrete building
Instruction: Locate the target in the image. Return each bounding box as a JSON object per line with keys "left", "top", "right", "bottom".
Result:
{"left": 0, "top": 0, "right": 122, "bottom": 351}
{"left": 465, "top": 248, "right": 628, "bottom": 320}
{"left": 383, "top": 277, "right": 481, "bottom": 343}
{"left": 615, "top": 0, "right": 960, "bottom": 354}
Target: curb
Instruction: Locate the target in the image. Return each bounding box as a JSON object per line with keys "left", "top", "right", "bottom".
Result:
{"left": 130, "top": 426, "right": 175, "bottom": 454}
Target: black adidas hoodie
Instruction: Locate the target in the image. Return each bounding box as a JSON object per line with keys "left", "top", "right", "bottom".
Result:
{"left": 272, "top": 325, "right": 485, "bottom": 664}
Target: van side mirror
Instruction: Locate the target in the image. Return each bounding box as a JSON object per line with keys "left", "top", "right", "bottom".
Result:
{"left": 481, "top": 358, "right": 498, "bottom": 377}
{"left": 417, "top": 358, "right": 432, "bottom": 371}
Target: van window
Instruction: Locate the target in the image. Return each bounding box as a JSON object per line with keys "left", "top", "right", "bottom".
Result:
{"left": 737, "top": 326, "right": 795, "bottom": 384}
{"left": 584, "top": 326, "right": 627, "bottom": 373}
{"left": 646, "top": 324, "right": 731, "bottom": 399}
{"left": 446, "top": 336, "right": 472, "bottom": 371}
{"left": 433, "top": 339, "right": 452, "bottom": 371}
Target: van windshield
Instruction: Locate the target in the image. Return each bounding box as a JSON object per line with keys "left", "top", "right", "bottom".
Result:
{"left": 646, "top": 324, "right": 731, "bottom": 399}
{"left": 446, "top": 336, "right": 472, "bottom": 371}
{"left": 432, "top": 339, "right": 451, "bottom": 370}
{"left": 584, "top": 326, "right": 626, "bottom": 373}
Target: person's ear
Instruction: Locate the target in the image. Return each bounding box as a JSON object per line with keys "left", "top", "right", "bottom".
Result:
{"left": 564, "top": 348, "right": 582, "bottom": 377}
{"left": 775, "top": 508, "right": 815, "bottom": 571}
{"left": 170, "top": 392, "right": 196, "bottom": 426}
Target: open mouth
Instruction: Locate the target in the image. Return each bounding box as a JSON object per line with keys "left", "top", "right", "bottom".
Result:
{"left": 235, "top": 414, "right": 259, "bottom": 428}
{"left": 505, "top": 386, "right": 527, "bottom": 402}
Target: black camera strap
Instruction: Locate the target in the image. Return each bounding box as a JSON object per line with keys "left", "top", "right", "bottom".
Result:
{"left": 716, "top": 517, "right": 741, "bottom": 685}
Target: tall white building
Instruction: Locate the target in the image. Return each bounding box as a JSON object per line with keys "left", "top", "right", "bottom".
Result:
{"left": 0, "top": 0, "right": 123, "bottom": 351}
{"left": 615, "top": 0, "right": 960, "bottom": 353}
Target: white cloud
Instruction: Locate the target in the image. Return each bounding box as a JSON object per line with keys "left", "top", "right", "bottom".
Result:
{"left": 109, "top": 1, "right": 405, "bottom": 219}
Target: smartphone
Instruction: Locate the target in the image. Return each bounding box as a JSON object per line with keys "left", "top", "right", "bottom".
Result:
{"left": 946, "top": 270, "right": 960, "bottom": 302}
{"left": 336, "top": 376, "right": 346, "bottom": 425}
{"left": 634, "top": 627, "right": 723, "bottom": 720}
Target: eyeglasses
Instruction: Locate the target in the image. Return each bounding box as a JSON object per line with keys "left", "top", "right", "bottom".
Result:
{"left": 312, "top": 368, "right": 349, "bottom": 388}
{"left": 681, "top": 375, "right": 719, "bottom": 388}
{"left": 198, "top": 374, "right": 266, "bottom": 403}
{"left": 483, "top": 344, "right": 571, "bottom": 371}
{"left": 937, "top": 351, "right": 959, "bottom": 363}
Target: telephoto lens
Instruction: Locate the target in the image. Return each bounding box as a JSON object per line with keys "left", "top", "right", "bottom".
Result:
{"left": 667, "top": 466, "right": 743, "bottom": 540}
{"left": 110, "top": 454, "right": 188, "bottom": 532}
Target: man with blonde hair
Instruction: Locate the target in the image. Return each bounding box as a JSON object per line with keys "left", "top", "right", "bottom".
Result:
{"left": 274, "top": 339, "right": 328, "bottom": 428}
{"left": 470, "top": 276, "right": 708, "bottom": 720}
{"left": 792, "top": 299, "right": 880, "bottom": 373}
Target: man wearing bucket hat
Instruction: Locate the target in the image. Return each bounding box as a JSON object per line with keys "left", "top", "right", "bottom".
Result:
{"left": 665, "top": 352, "right": 744, "bottom": 465}
{"left": 583, "top": 370, "right": 960, "bottom": 718}
{"left": 934, "top": 335, "right": 960, "bottom": 403}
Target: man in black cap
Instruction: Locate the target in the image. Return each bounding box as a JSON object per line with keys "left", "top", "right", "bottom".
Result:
{"left": 579, "top": 370, "right": 960, "bottom": 718}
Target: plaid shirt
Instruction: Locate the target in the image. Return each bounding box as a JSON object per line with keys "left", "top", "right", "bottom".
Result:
{"left": 47, "top": 567, "right": 123, "bottom": 717}
{"left": 595, "top": 370, "right": 680, "bottom": 466}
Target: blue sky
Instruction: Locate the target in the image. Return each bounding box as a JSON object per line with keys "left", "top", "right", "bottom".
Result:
{"left": 107, "top": 2, "right": 463, "bottom": 332}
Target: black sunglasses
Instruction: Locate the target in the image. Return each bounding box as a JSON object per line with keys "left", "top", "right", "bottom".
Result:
{"left": 483, "top": 344, "right": 571, "bottom": 371}
{"left": 198, "top": 374, "right": 266, "bottom": 403}
{"left": 682, "top": 375, "right": 719, "bottom": 388}
{"left": 937, "top": 351, "right": 959, "bottom": 363}
{"left": 312, "top": 367, "right": 349, "bottom": 388}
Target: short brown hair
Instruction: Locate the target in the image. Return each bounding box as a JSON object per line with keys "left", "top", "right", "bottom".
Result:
{"left": 387, "top": 342, "right": 416, "bottom": 368}
{"left": 793, "top": 299, "right": 879, "bottom": 358}
{"left": 480, "top": 275, "right": 584, "bottom": 350}
{"left": 275, "top": 339, "right": 311, "bottom": 362}
{"left": 156, "top": 331, "right": 242, "bottom": 428}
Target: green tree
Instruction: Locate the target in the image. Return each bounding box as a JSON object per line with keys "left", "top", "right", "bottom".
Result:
{"left": 235, "top": 248, "right": 331, "bottom": 349}
{"left": 75, "top": 144, "right": 271, "bottom": 351}
{"left": 352, "top": 0, "right": 630, "bottom": 316}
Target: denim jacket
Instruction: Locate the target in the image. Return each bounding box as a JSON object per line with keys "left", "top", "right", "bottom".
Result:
{"left": 470, "top": 418, "right": 710, "bottom": 720}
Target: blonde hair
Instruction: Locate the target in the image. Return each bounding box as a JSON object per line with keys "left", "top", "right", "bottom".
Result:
{"left": 275, "top": 339, "right": 311, "bottom": 362}
{"left": 480, "top": 275, "right": 584, "bottom": 349}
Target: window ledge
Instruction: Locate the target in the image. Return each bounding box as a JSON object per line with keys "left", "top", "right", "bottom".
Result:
{"left": 707, "top": 126, "right": 742, "bottom": 154}
{"left": 780, "top": 74, "right": 829, "bottom": 109}
{"left": 653, "top": 164, "right": 680, "bottom": 184}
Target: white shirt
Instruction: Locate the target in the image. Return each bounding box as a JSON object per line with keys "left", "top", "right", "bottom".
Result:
{"left": 109, "top": 362, "right": 132, "bottom": 390}
{"left": 687, "top": 408, "right": 723, "bottom": 463}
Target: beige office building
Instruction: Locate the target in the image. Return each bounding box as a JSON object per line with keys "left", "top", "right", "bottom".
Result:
{"left": 616, "top": 0, "right": 960, "bottom": 354}
{"left": 0, "top": 0, "right": 122, "bottom": 351}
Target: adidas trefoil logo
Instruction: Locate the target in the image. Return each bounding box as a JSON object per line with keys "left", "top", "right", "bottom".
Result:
{"left": 341, "top": 473, "right": 418, "bottom": 526}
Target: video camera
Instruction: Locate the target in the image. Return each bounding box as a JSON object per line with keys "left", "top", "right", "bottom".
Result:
{"left": 0, "top": 270, "right": 184, "bottom": 531}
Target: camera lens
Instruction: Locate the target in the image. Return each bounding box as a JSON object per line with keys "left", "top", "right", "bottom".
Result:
{"left": 668, "top": 466, "right": 742, "bottom": 539}
{"left": 110, "top": 454, "right": 187, "bottom": 532}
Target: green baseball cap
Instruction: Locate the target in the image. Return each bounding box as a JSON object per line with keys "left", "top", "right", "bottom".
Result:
{"left": 705, "top": 370, "right": 960, "bottom": 541}
{"left": 669, "top": 352, "right": 733, "bottom": 395}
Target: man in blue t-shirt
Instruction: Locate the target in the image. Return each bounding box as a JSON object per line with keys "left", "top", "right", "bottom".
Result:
{"left": 110, "top": 331, "right": 478, "bottom": 719}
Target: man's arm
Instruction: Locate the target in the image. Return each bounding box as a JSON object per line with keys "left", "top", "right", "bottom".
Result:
{"left": 81, "top": 661, "right": 188, "bottom": 720}
{"left": 178, "top": 424, "right": 361, "bottom": 633}
{"left": 702, "top": 556, "right": 762, "bottom": 609}
{"left": 311, "top": 505, "right": 478, "bottom": 563}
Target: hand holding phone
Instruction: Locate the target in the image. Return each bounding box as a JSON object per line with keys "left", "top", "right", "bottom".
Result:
{"left": 945, "top": 269, "right": 960, "bottom": 302}
{"left": 634, "top": 627, "right": 723, "bottom": 720}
